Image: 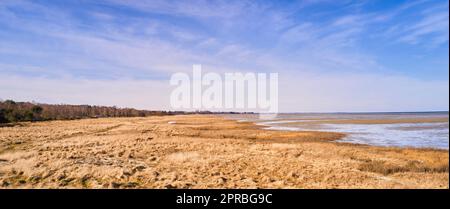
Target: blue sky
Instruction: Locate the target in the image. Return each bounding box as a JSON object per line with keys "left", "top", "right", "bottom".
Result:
{"left": 0, "top": 0, "right": 448, "bottom": 112}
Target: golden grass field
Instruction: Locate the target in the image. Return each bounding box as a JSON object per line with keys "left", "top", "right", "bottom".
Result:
{"left": 0, "top": 115, "right": 448, "bottom": 188}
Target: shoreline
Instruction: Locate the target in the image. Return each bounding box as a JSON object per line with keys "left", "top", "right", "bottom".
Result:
{"left": 0, "top": 115, "right": 448, "bottom": 188}
{"left": 240, "top": 115, "right": 449, "bottom": 150}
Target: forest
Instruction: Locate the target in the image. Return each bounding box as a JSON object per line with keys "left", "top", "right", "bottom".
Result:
{"left": 0, "top": 99, "right": 247, "bottom": 124}
{"left": 0, "top": 100, "right": 176, "bottom": 123}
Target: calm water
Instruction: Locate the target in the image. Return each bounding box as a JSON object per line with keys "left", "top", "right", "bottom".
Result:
{"left": 227, "top": 112, "right": 449, "bottom": 149}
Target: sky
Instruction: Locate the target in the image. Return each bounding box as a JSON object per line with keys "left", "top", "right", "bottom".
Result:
{"left": 0, "top": 0, "right": 448, "bottom": 112}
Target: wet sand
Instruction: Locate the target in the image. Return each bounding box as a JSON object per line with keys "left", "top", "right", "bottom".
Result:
{"left": 0, "top": 115, "right": 448, "bottom": 188}
{"left": 252, "top": 114, "right": 449, "bottom": 149}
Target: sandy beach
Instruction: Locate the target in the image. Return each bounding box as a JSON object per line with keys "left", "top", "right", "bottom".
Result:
{"left": 0, "top": 115, "right": 448, "bottom": 189}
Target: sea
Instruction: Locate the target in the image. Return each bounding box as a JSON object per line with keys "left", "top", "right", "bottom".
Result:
{"left": 227, "top": 112, "right": 449, "bottom": 150}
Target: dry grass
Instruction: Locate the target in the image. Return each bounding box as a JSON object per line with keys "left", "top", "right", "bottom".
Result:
{"left": 0, "top": 115, "right": 448, "bottom": 189}
{"left": 359, "top": 160, "right": 449, "bottom": 175}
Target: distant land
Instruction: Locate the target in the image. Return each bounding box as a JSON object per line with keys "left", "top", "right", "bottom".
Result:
{"left": 0, "top": 99, "right": 252, "bottom": 124}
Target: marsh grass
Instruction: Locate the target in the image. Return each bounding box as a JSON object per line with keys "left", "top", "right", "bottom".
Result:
{"left": 0, "top": 115, "right": 448, "bottom": 188}
{"left": 359, "top": 160, "right": 449, "bottom": 175}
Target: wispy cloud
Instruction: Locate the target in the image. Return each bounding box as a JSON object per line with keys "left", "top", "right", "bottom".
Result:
{"left": 0, "top": 0, "right": 448, "bottom": 111}
{"left": 380, "top": 1, "right": 449, "bottom": 47}
{"left": 399, "top": 9, "right": 449, "bottom": 45}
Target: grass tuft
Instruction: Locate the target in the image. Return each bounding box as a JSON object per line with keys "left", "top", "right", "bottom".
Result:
{"left": 359, "top": 160, "right": 449, "bottom": 175}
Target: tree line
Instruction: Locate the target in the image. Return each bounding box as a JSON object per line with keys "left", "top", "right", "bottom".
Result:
{"left": 0, "top": 100, "right": 250, "bottom": 124}
{"left": 0, "top": 100, "right": 175, "bottom": 123}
